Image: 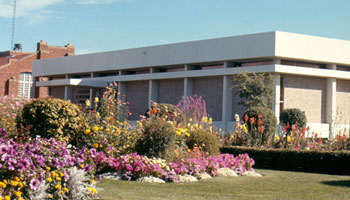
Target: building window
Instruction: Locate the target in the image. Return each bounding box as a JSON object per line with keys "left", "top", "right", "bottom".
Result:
{"left": 18, "top": 73, "right": 34, "bottom": 99}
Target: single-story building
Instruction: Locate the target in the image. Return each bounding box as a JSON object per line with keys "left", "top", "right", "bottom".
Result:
{"left": 33, "top": 31, "right": 350, "bottom": 138}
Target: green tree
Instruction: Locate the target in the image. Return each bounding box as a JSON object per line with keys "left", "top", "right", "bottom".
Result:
{"left": 232, "top": 71, "right": 274, "bottom": 108}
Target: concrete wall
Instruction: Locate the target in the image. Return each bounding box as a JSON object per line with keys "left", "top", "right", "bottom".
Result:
{"left": 126, "top": 81, "right": 149, "bottom": 120}
{"left": 51, "top": 87, "right": 65, "bottom": 99}
{"left": 158, "top": 79, "right": 183, "bottom": 105}
{"left": 336, "top": 79, "right": 350, "bottom": 124}
{"left": 283, "top": 75, "right": 327, "bottom": 123}
{"left": 193, "top": 77, "right": 223, "bottom": 120}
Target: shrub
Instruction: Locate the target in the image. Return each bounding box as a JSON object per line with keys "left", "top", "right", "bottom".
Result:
{"left": 147, "top": 103, "right": 184, "bottom": 123}
{"left": 242, "top": 107, "right": 277, "bottom": 147}
{"left": 135, "top": 118, "right": 177, "bottom": 159}
{"left": 220, "top": 146, "right": 350, "bottom": 175}
{"left": 16, "top": 97, "right": 85, "bottom": 143}
{"left": 186, "top": 129, "right": 219, "bottom": 155}
{"left": 232, "top": 72, "right": 274, "bottom": 108}
{"left": 280, "top": 108, "right": 307, "bottom": 129}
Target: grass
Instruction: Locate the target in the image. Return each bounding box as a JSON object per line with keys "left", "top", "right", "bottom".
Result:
{"left": 97, "top": 169, "right": 350, "bottom": 200}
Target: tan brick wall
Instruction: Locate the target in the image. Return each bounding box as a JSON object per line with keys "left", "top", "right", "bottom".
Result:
{"left": 158, "top": 79, "right": 183, "bottom": 105}
{"left": 336, "top": 80, "right": 350, "bottom": 124}
{"left": 126, "top": 81, "right": 149, "bottom": 120}
{"left": 283, "top": 75, "right": 327, "bottom": 123}
{"left": 51, "top": 87, "right": 65, "bottom": 99}
{"left": 193, "top": 77, "right": 223, "bottom": 121}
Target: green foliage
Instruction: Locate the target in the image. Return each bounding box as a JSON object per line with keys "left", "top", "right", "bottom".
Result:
{"left": 16, "top": 97, "right": 85, "bottom": 143}
{"left": 135, "top": 118, "right": 177, "bottom": 159}
{"left": 186, "top": 129, "right": 219, "bottom": 155}
{"left": 221, "top": 146, "right": 350, "bottom": 175}
{"left": 232, "top": 71, "right": 274, "bottom": 108}
{"left": 147, "top": 102, "right": 184, "bottom": 124}
{"left": 242, "top": 107, "right": 277, "bottom": 147}
{"left": 280, "top": 108, "right": 307, "bottom": 128}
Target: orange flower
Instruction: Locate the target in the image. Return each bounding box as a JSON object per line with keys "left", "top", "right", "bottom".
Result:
{"left": 259, "top": 126, "right": 264, "bottom": 133}
{"left": 244, "top": 115, "right": 248, "bottom": 122}
{"left": 317, "top": 138, "right": 322, "bottom": 145}
{"left": 257, "top": 119, "right": 262, "bottom": 126}
{"left": 249, "top": 117, "right": 255, "bottom": 124}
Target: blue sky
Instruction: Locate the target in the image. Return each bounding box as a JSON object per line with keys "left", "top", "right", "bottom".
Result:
{"left": 0, "top": 0, "right": 349, "bottom": 54}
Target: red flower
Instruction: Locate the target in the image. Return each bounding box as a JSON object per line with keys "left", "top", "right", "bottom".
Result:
{"left": 314, "top": 133, "right": 318, "bottom": 139}
{"left": 249, "top": 117, "right": 255, "bottom": 124}
{"left": 317, "top": 138, "right": 322, "bottom": 145}
{"left": 244, "top": 115, "right": 248, "bottom": 122}
{"left": 259, "top": 126, "right": 264, "bottom": 133}
{"left": 257, "top": 119, "right": 262, "bottom": 126}
{"left": 258, "top": 114, "right": 262, "bottom": 119}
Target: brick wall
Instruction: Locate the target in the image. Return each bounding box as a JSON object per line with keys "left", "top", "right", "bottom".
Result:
{"left": 0, "top": 41, "right": 75, "bottom": 98}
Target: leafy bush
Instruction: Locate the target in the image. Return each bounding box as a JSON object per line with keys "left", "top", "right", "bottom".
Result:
{"left": 280, "top": 108, "right": 307, "bottom": 129}
{"left": 146, "top": 103, "right": 184, "bottom": 124}
{"left": 16, "top": 98, "right": 85, "bottom": 143}
{"left": 232, "top": 72, "right": 274, "bottom": 108}
{"left": 186, "top": 129, "right": 219, "bottom": 155}
{"left": 242, "top": 107, "right": 277, "bottom": 147}
{"left": 135, "top": 118, "right": 177, "bottom": 159}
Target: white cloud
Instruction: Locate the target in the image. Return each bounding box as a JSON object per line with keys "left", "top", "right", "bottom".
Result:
{"left": 0, "top": 0, "right": 64, "bottom": 18}
{"left": 75, "top": 48, "right": 99, "bottom": 55}
{"left": 159, "top": 40, "right": 170, "bottom": 44}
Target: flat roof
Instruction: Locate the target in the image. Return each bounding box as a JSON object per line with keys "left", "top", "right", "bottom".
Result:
{"left": 33, "top": 31, "right": 350, "bottom": 77}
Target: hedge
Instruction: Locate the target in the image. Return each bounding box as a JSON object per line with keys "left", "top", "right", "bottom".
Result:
{"left": 220, "top": 146, "right": 350, "bottom": 175}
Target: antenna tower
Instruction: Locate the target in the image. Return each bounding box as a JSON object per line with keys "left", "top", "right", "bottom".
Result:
{"left": 11, "top": 0, "right": 17, "bottom": 50}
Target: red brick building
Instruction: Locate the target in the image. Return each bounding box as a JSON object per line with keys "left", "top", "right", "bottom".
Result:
{"left": 0, "top": 40, "right": 75, "bottom": 98}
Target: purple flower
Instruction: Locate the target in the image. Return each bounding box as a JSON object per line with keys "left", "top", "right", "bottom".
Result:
{"left": 30, "top": 178, "right": 39, "bottom": 190}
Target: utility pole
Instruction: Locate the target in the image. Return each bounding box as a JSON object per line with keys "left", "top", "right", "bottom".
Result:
{"left": 11, "top": 0, "right": 17, "bottom": 50}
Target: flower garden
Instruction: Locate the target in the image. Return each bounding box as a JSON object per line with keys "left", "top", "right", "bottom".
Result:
{"left": 1, "top": 80, "right": 350, "bottom": 199}
{"left": 0, "top": 84, "right": 257, "bottom": 200}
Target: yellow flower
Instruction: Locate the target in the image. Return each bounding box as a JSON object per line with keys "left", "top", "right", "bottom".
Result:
{"left": 287, "top": 136, "right": 292, "bottom": 143}
{"left": 80, "top": 164, "right": 84, "bottom": 168}
{"left": 51, "top": 171, "right": 58, "bottom": 177}
{"left": 46, "top": 177, "right": 52, "bottom": 182}
{"left": 208, "top": 117, "right": 213, "bottom": 125}
{"left": 85, "top": 129, "right": 91, "bottom": 134}
{"left": 96, "top": 112, "right": 100, "bottom": 118}
{"left": 4, "top": 196, "right": 10, "bottom": 200}
{"left": 106, "top": 128, "right": 110, "bottom": 132}
{"left": 92, "top": 126, "right": 99, "bottom": 132}
{"left": 87, "top": 186, "right": 98, "bottom": 194}
{"left": 274, "top": 135, "right": 280, "bottom": 142}
{"left": 63, "top": 187, "right": 69, "bottom": 192}
{"left": 176, "top": 131, "right": 181, "bottom": 136}
{"left": 92, "top": 143, "right": 99, "bottom": 149}
{"left": 18, "top": 182, "right": 23, "bottom": 188}
{"left": 48, "top": 194, "right": 53, "bottom": 199}
{"left": 46, "top": 166, "right": 51, "bottom": 171}
{"left": 15, "top": 177, "right": 20, "bottom": 182}
{"left": 55, "top": 184, "right": 62, "bottom": 189}
{"left": 10, "top": 180, "right": 18, "bottom": 187}
{"left": 185, "top": 132, "right": 190, "bottom": 137}
{"left": 85, "top": 99, "right": 91, "bottom": 107}
{"left": 60, "top": 173, "right": 64, "bottom": 177}
{"left": 0, "top": 181, "right": 6, "bottom": 189}
{"left": 14, "top": 191, "right": 22, "bottom": 197}
{"left": 56, "top": 177, "right": 62, "bottom": 181}
{"left": 99, "top": 127, "right": 103, "bottom": 131}
{"left": 94, "top": 97, "right": 99, "bottom": 103}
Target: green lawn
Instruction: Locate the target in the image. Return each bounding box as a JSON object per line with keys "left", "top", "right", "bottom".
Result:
{"left": 97, "top": 169, "right": 350, "bottom": 200}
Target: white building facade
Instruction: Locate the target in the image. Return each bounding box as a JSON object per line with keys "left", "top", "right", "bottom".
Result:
{"left": 33, "top": 31, "right": 350, "bottom": 138}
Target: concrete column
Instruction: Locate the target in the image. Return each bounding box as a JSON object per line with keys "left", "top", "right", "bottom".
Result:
{"left": 183, "top": 64, "right": 194, "bottom": 102}
{"left": 148, "top": 80, "right": 158, "bottom": 107}
{"left": 64, "top": 87, "right": 73, "bottom": 100}
{"left": 272, "top": 74, "right": 281, "bottom": 124}
{"left": 273, "top": 58, "right": 281, "bottom": 64}
{"left": 222, "top": 75, "right": 233, "bottom": 132}
{"left": 118, "top": 82, "right": 127, "bottom": 101}
{"left": 89, "top": 73, "right": 95, "bottom": 108}
{"left": 326, "top": 64, "right": 337, "bottom": 138}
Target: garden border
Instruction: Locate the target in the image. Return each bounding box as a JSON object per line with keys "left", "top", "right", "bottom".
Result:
{"left": 220, "top": 146, "right": 350, "bottom": 175}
